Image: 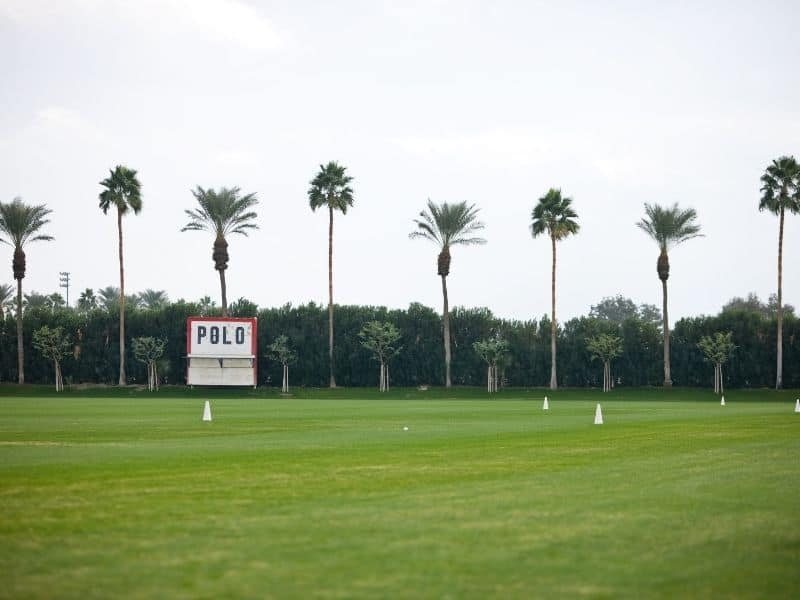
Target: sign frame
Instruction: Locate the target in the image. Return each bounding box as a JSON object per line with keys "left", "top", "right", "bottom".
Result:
{"left": 185, "top": 316, "right": 258, "bottom": 387}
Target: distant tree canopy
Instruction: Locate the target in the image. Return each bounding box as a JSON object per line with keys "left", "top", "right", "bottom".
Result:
{"left": 721, "top": 292, "right": 795, "bottom": 319}
{"left": 589, "top": 295, "right": 661, "bottom": 327}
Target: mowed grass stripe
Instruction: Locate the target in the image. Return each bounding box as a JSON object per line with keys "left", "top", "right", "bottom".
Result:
{"left": 1, "top": 393, "right": 798, "bottom": 599}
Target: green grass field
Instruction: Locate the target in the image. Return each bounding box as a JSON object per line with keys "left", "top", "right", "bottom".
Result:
{"left": 1, "top": 387, "right": 799, "bottom": 599}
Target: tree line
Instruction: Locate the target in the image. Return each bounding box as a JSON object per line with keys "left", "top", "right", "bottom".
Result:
{"left": 1, "top": 156, "right": 798, "bottom": 389}
{"left": 0, "top": 294, "right": 796, "bottom": 390}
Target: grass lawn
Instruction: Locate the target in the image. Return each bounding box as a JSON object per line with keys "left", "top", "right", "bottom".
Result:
{"left": 1, "top": 387, "right": 799, "bottom": 598}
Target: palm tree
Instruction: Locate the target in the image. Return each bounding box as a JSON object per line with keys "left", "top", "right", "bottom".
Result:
{"left": 98, "top": 286, "right": 121, "bottom": 311}
{"left": 530, "top": 188, "right": 580, "bottom": 390}
{"left": 99, "top": 165, "right": 142, "bottom": 386}
{"left": 637, "top": 203, "right": 702, "bottom": 387}
{"left": 139, "top": 289, "right": 169, "bottom": 310}
{"left": 0, "top": 197, "right": 54, "bottom": 383}
{"left": 759, "top": 155, "right": 800, "bottom": 389}
{"left": 125, "top": 293, "right": 142, "bottom": 310}
{"left": 308, "top": 161, "right": 355, "bottom": 388}
{"left": 181, "top": 186, "right": 259, "bottom": 317}
{"left": 45, "top": 293, "right": 66, "bottom": 312}
{"left": 23, "top": 291, "right": 49, "bottom": 311}
{"left": 0, "top": 283, "right": 14, "bottom": 320}
{"left": 410, "top": 200, "right": 486, "bottom": 387}
{"left": 76, "top": 288, "right": 97, "bottom": 312}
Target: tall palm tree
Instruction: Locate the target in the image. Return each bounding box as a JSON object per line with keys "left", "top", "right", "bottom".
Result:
{"left": 0, "top": 197, "right": 54, "bottom": 383}
{"left": 530, "top": 188, "right": 580, "bottom": 390}
{"left": 410, "top": 200, "right": 486, "bottom": 387}
{"left": 308, "top": 161, "right": 354, "bottom": 388}
{"left": 637, "top": 203, "right": 702, "bottom": 387}
{"left": 759, "top": 155, "right": 800, "bottom": 389}
{"left": 181, "top": 186, "right": 259, "bottom": 317}
{"left": 99, "top": 165, "right": 142, "bottom": 385}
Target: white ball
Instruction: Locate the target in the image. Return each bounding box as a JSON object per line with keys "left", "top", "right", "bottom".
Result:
{"left": 403, "top": 426, "right": 409, "bottom": 431}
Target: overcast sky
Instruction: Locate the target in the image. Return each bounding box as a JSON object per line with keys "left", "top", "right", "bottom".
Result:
{"left": 1, "top": 0, "right": 798, "bottom": 325}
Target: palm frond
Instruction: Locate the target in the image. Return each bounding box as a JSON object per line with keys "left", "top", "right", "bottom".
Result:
{"left": 409, "top": 199, "right": 486, "bottom": 249}
{"left": 0, "top": 197, "right": 54, "bottom": 248}
{"left": 182, "top": 186, "right": 260, "bottom": 238}
{"left": 637, "top": 202, "right": 703, "bottom": 251}
{"left": 759, "top": 155, "right": 800, "bottom": 215}
{"left": 98, "top": 165, "right": 142, "bottom": 216}
{"left": 530, "top": 188, "right": 580, "bottom": 241}
{"left": 308, "top": 161, "right": 355, "bottom": 214}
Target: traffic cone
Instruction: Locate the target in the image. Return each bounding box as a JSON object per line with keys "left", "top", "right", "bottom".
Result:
{"left": 543, "top": 396, "right": 549, "bottom": 410}
{"left": 202, "top": 400, "right": 212, "bottom": 422}
{"left": 720, "top": 396, "right": 725, "bottom": 406}
{"left": 594, "top": 403, "right": 603, "bottom": 425}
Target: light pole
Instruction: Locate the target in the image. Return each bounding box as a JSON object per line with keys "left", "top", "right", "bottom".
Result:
{"left": 59, "top": 271, "right": 70, "bottom": 307}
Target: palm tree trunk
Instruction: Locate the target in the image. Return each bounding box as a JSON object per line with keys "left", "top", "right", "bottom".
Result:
{"left": 15, "top": 276, "right": 23, "bottom": 384}
{"left": 328, "top": 206, "right": 336, "bottom": 388}
{"left": 776, "top": 207, "right": 784, "bottom": 389}
{"left": 117, "top": 209, "right": 126, "bottom": 386}
{"left": 549, "top": 235, "right": 557, "bottom": 390}
{"left": 661, "top": 278, "right": 672, "bottom": 387}
{"left": 219, "top": 269, "right": 228, "bottom": 317}
{"left": 441, "top": 274, "right": 451, "bottom": 388}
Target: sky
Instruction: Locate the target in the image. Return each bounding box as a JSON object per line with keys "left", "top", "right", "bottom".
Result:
{"left": 1, "top": 0, "right": 798, "bottom": 325}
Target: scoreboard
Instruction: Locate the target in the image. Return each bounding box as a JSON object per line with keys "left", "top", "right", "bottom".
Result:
{"left": 186, "top": 317, "right": 257, "bottom": 386}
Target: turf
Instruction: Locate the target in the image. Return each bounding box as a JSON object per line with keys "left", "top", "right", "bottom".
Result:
{"left": 1, "top": 387, "right": 799, "bottom": 598}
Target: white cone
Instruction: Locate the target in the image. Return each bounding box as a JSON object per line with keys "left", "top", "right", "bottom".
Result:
{"left": 594, "top": 403, "right": 603, "bottom": 425}
{"left": 543, "top": 396, "right": 549, "bottom": 410}
{"left": 795, "top": 399, "right": 799, "bottom": 413}
{"left": 720, "top": 396, "right": 725, "bottom": 406}
{"left": 202, "top": 400, "right": 212, "bottom": 422}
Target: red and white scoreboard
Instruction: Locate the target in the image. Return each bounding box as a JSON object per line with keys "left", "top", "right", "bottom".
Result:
{"left": 186, "top": 317, "right": 257, "bottom": 387}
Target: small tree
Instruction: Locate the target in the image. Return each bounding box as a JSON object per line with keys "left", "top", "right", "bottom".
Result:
{"left": 359, "top": 321, "right": 402, "bottom": 392}
{"left": 473, "top": 336, "right": 510, "bottom": 393}
{"left": 267, "top": 334, "right": 297, "bottom": 393}
{"left": 32, "top": 325, "right": 71, "bottom": 392}
{"left": 131, "top": 337, "right": 166, "bottom": 391}
{"left": 697, "top": 332, "right": 736, "bottom": 395}
{"left": 586, "top": 334, "right": 623, "bottom": 392}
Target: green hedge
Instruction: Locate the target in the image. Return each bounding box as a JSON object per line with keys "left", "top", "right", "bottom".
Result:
{"left": 0, "top": 301, "right": 796, "bottom": 388}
